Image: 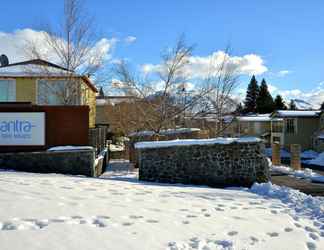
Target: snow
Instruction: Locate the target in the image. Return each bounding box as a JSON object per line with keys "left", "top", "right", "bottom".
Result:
{"left": 237, "top": 114, "right": 274, "bottom": 122}
{"left": 271, "top": 164, "right": 324, "bottom": 183}
{"left": 0, "top": 166, "right": 323, "bottom": 250}
{"left": 306, "top": 152, "right": 324, "bottom": 167}
{"left": 301, "top": 150, "right": 319, "bottom": 159}
{"left": 274, "top": 110, "right": 321, "bottom": 117}
{"left": 0, "top": 64, "right": 75, "bottom": 77}
{"left": 135, "top": 137, "right": 261, "bottom": 149}
{"left": 129, "top": 128, "right": 201, "bottom": 137}
{"left": 109, "top": 144, "right": 125, "bottom": 152}
{"left": 47, "top": 146, "right": 94, "bottom": 152}
{"left": 292, "top": 99, "right": 314, "bottom": 110}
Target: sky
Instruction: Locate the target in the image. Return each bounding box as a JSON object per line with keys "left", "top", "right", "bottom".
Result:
{"left": 1, "top": 0, "right": 324, "bottom": 106}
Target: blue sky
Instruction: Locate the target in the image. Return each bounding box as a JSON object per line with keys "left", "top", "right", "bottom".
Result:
{"left": 1, "top": 0, "right": 324, "bottom": 104}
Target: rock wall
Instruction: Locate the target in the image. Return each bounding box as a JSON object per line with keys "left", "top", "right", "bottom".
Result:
{"left": 0, "top": 149, "right": 100, "bottom": 177}
{"left": 128, "top": 129, "right": 209, "bottom": 166}
{"left": 137, "top": 139, "right": 270, "bottom": 187}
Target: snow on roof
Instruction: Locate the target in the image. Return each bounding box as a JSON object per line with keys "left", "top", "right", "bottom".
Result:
{"left": 47, "top": 146, "right": 94, "bottom": 152}
{"left": 0, "top": 64, "right": 74, "bottom": 77}
{"left": 237, "top": 114, "right": 283, "bottom": 122}
{"left": 129, "top": 128, "right": 201, "bottom": 137}
{"left": 237, "top": 114, "right": 271, "bottom": 122}
{"left": 135, "top": 137, "right": 261, "bottom": 149}
{"left": 274, "top": 110, "right": 321, "bottom": 117}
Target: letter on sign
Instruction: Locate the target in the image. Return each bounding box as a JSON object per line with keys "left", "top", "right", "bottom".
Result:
{"left": 0, "top": 112, "right": 45, "bottom": 146}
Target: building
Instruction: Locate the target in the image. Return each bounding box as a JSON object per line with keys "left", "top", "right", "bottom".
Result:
{"left": 270, "top": 110, "right": 321, "bottom": 150}
{"left": 0, "top": 58, "right": 97, "bottom": 127}
{"left": 235, "top": 114, "right": 277, "bottom": 145}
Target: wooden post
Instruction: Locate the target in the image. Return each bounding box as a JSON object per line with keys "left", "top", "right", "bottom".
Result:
{"left": 290, "top": 144, "right": 301, "bottom": 170}
{"left": 272, "top": 143, "right": 281, "bottom": 165}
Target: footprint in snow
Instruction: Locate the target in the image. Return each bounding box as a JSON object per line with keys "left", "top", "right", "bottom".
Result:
{"left": 309, "top": 233, "right": 319, "bottom": 241}
{"left": 182, "top": 221, "right": 190, "bottom": 225}
{"left": 215, "top": 208, "right": 225, "bottom": 212}
{"left": 227, "top": 231, "right": 238, "bottom": 236}
{"left": 306, "top": 242, "right": 317, "bottom": 250}
{"left": 129, "top": 215, "right": 143, "bottom": 220}
{"left": 284, "top": 227, "right": 294, "bottom": 232}
{"left": 267, "top": 232, "right": 279, "bottom": 237}
{"left": 146, "top": 219, "right": 159, "bottom": 223}
{"left": 122, "top": 222, "right": 133, "bottom": 226}
{"left": 186, "top": 215, "right": 198, "bottom": 218}
{"left": 249, "top": 236, "right": 259, "bottom": 245}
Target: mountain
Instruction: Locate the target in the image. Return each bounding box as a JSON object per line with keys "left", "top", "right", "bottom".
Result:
{"left": 292, "top": 99, "right": 313, "bottom": 110}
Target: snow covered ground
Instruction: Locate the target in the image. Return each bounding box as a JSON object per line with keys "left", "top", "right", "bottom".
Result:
{"left": 0, "top": 165, "right": 323, "bottom": 250}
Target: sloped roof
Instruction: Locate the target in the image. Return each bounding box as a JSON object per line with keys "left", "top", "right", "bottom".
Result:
{"left": 0, "top": 59, "right": 97, "bottom": 92}
{"left": 272, "top": 110, "right": 321, "bottom": 118}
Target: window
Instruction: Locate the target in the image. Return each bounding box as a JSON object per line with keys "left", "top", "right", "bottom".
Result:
{"left": 272, "top": 121, "right": 283, "bottom": 133}
{"left": 0, "top": 79, "right": 16, "bottom": 102}
{"left": 37, "top": 80, "right": 80, "bottom": 105}
{"left": 285, "top": 118, "right": 296, "bottom": 134}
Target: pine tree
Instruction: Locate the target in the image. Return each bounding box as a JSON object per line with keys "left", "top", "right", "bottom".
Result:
{"left": 320, "top": 101, "right": 324, "bottom": 110}
{"left": 289, "top": 100, "right": 297, "bottom": 110}
{"left": 235, "top": 102, "right": 244, "bottom": 114}
{"left": 274, "top": 95, "right": 286, "bottom": 110}
{"left": 99, "top": 87, "right": 105, "bottom": 98}
{"left": 243, "top": 75, "right": 259, "bottom": 113}
{"left": 256, "top": 79, "right": 274, "bottom": 113}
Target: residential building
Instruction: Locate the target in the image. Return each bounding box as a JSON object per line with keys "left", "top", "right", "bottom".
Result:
{"left": 0, "top": 59, "right": 98, "bottom": 127}
{"left": 270, "top": 110, "right": 321, "bottom": 150}
{"left": 236, "top": 114, "right": 277, "bottom": 145}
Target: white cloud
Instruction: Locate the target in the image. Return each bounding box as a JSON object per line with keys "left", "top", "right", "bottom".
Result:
{"left": 277, "top": 70, "right": 292, "bottom": 77}
{"left": 141, "top": 51, "right": 268, "bottom": 78}
{"left": 264, "top": 83, "right": 324, "bottom": 108}
{"left": 124, "top": 36, "right": 137, "bottom": 44}
{"left": 0, "top": 29, "right": 116, "bottom": 67}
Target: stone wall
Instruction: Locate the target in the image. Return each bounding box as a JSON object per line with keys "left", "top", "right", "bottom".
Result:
{"left": 0, "top": 149, "right": 100, "bottom": 177}
{"left": 136, "top": 139, "right": 270, "bottom": 187}
{"left": 128, "top": 129, "right": 209, "bottom": 165}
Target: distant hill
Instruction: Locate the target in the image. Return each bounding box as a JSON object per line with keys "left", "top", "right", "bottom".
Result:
{"left": 292, "top": 99, "right": 313, "bottom": 110}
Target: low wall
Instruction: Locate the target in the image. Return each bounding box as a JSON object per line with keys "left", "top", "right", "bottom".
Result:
{"left": 128, "top": 129, "right": 209, "bottom": 165}
{"left": 0, "top": 149, "right": 99, "bottom": 177}
{"left": 136, "top": 138, "right": 270, "bottom": 187}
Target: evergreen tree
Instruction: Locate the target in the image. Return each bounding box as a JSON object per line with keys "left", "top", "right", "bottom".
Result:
{"left": 274, "top": 95, "right": 286, "bottom": 110}
{"left": 243, "top": 75, "right": 259, "bottom": 113}
{"left": 320, "top": 101, "right": 324, "bottom": 110}
{"left": 289, "top": 100, "right": 297, "bottom": 110}
{"left": 256, "top": 79, "right": 274, "bottom": 113}
{"left": 99, "top": 87, "right": 105, "bottom": 98}
{"left": 235, "top": 102, "right": 244, "bottom": 114}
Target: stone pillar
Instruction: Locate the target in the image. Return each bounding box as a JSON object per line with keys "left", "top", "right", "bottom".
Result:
{"left": 272, "top": 143, "right": 281, "bottom": 165}
{"left": 290, "top": 144, "right": 301, "bottom": 170}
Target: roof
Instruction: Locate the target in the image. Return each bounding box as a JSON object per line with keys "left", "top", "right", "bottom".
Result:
{"left": 237, "top": 114, "right": 283, "bottom": 122}
{"left": 0, "top": 59, "right": 98, "bottom": 93}
{"left": 96, "top": 95, "right": 137, "bottom": 105}
{"left": 272, "top": 110, "right": 321, "bottom": 118}
{"left": 237, "top": 114, "right": 272, "bottom": 122}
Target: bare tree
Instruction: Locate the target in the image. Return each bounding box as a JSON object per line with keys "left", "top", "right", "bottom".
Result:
{"left": 113, "top": 37, "right": 195, "bottom": 134}
{"left": 198, "top": 48, "right": 240, "bottom": 135}
{"left": 113, "top": 37, "right": 240, "bottom": 136}
{"left": 24, "top": 0, "right": 105, "bottom": 104}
